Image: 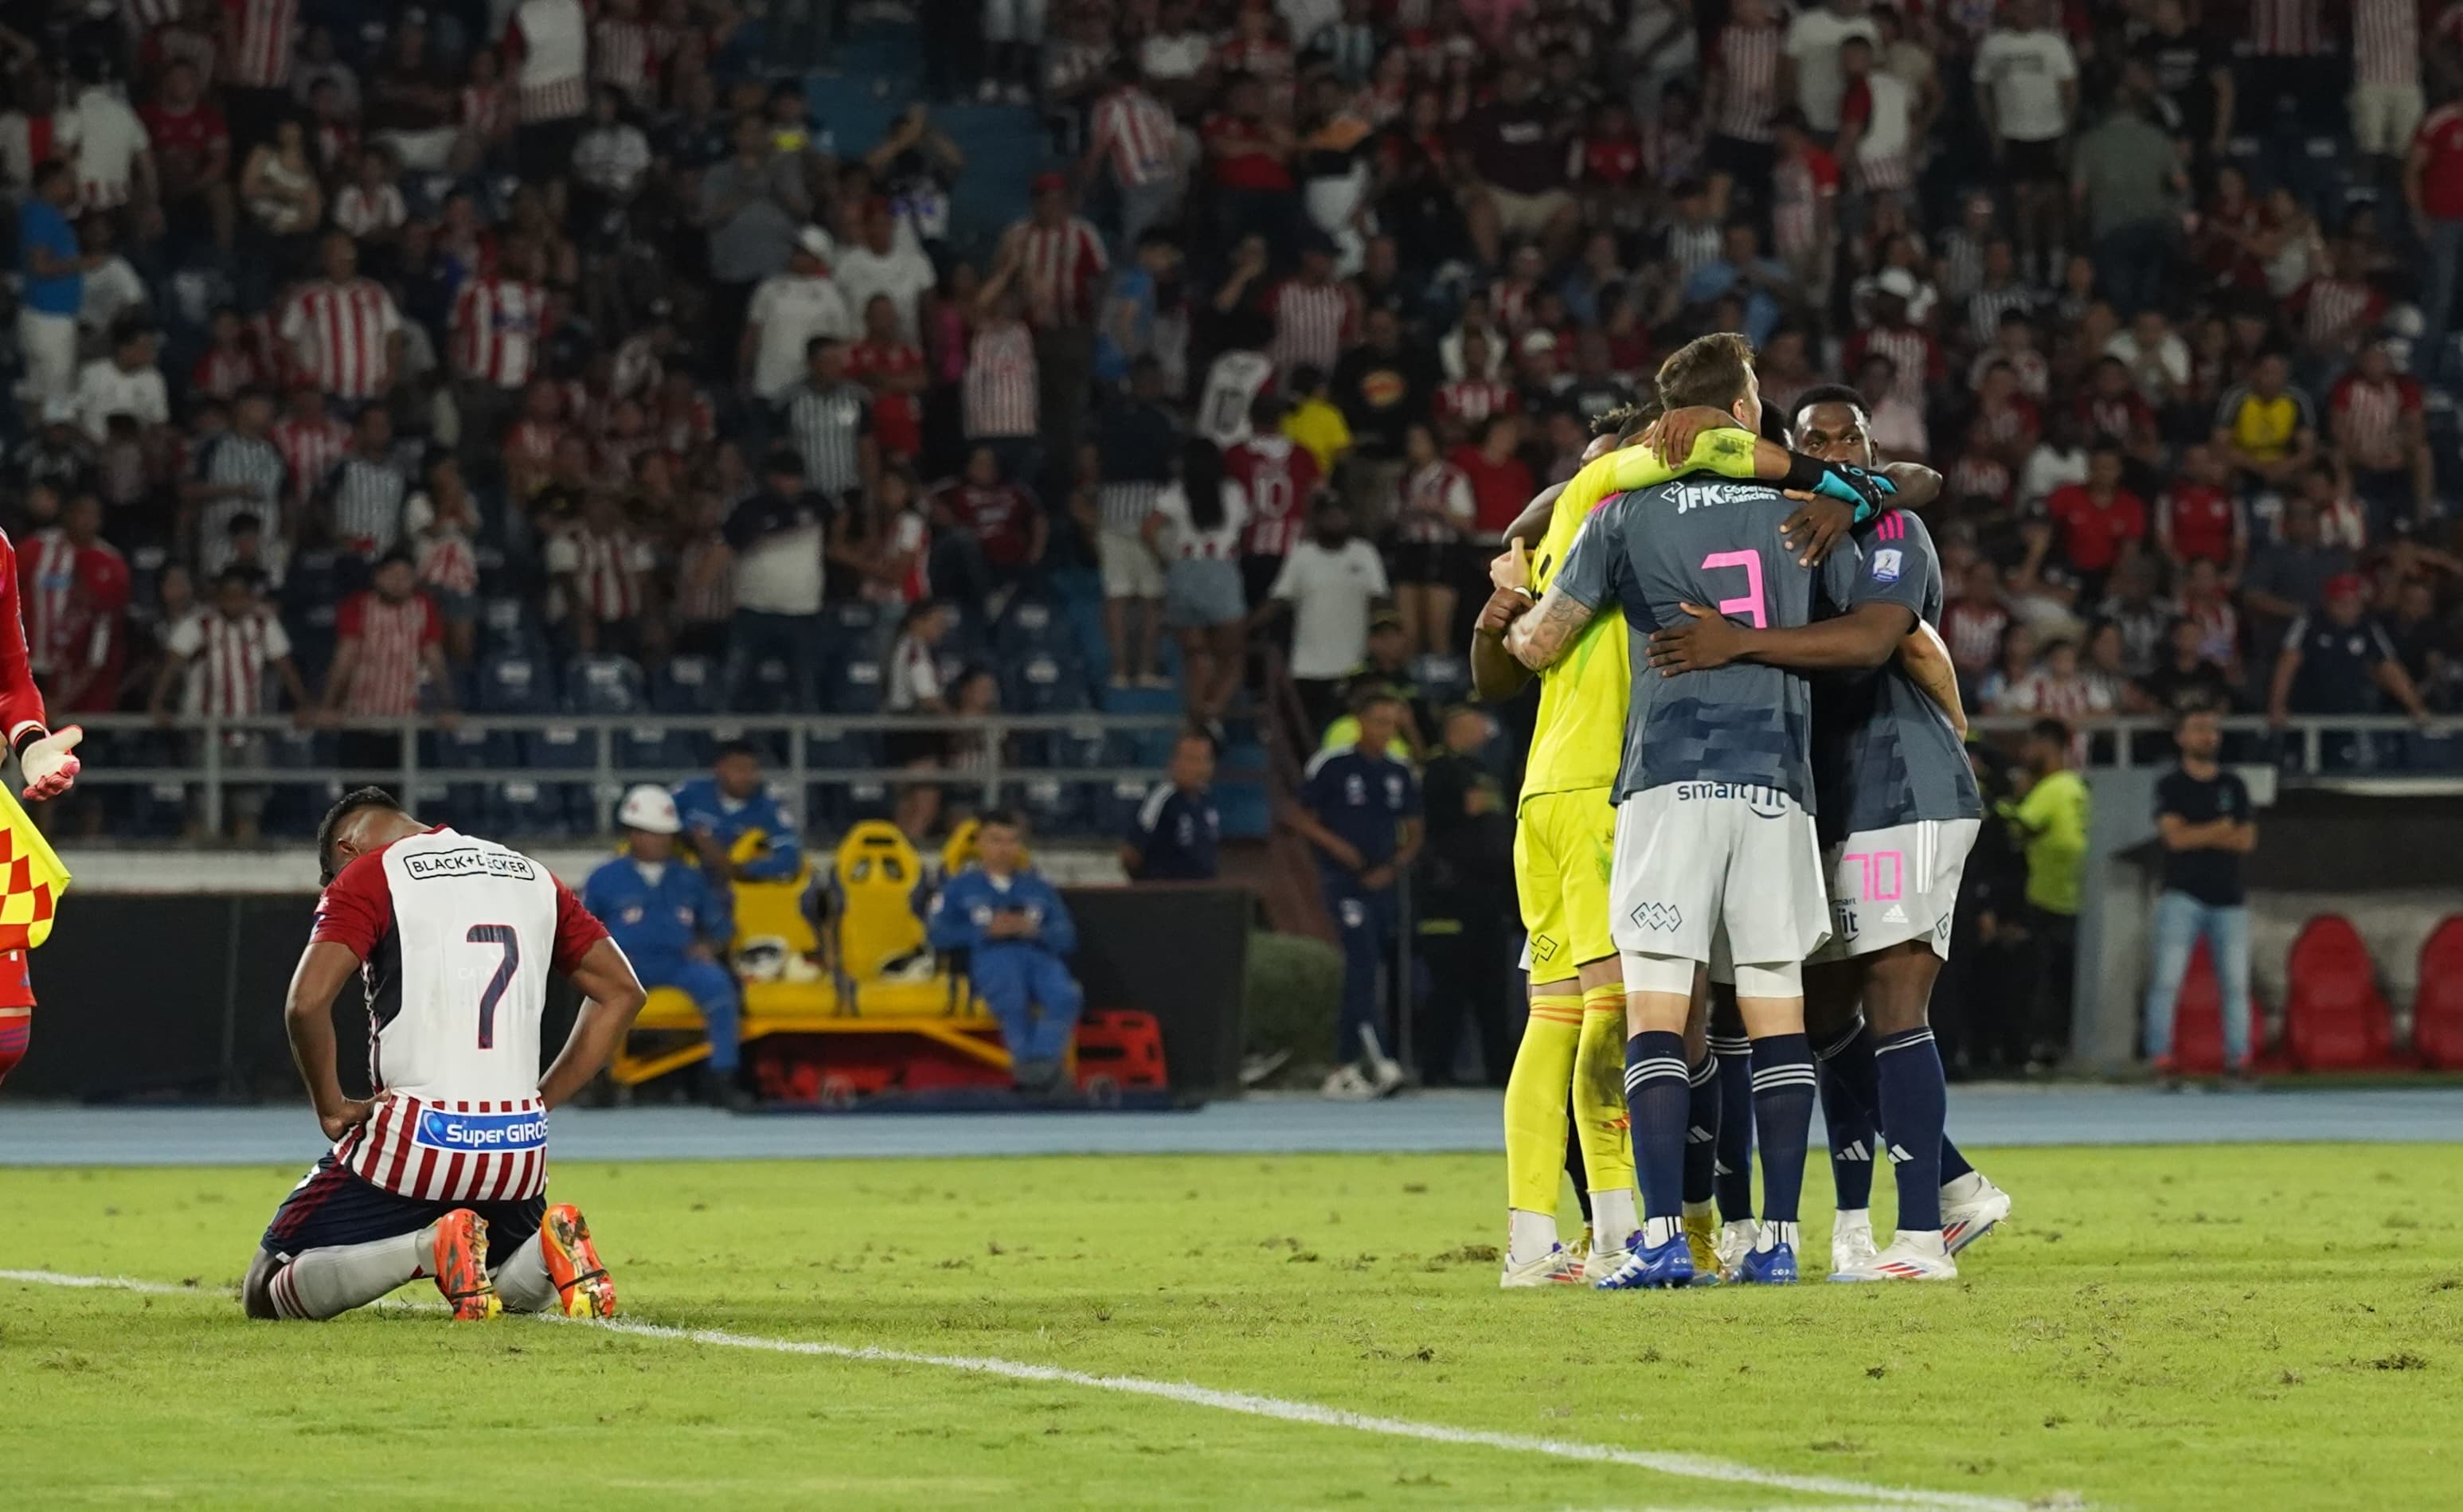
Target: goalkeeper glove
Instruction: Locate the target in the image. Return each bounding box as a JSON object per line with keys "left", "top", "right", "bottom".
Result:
{"left": 1781, "top": 453, "right": 1901, "bottom": 521}
{"left": 18, "top": 725, "right": 82, "bottom": 801}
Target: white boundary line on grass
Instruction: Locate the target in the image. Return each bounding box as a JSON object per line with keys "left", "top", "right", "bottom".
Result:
{"left": 5, "top": 1268, "right": 2039, "bottom": 1512}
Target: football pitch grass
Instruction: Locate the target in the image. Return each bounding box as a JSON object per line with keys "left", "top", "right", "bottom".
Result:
{"left": 6, "top": 1145, "right": 2461, "bottom": 1511}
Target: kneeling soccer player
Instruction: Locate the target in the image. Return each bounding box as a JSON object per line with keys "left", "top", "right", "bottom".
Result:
{"left": 244, "top": 789, "right": 647, "bottom": 1323}
{"left": 1648, "top": 384, "right": 2014, "bottom": 1280}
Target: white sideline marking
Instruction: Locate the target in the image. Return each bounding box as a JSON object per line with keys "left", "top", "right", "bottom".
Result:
{"left": 5, "top": 1268, "right": 2031, "bottom": 1512}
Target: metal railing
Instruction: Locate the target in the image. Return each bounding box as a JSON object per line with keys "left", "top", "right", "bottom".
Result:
{"left": 1962, "top": 713, "right": 2463, "bottom": 773}
{"left": 68, "top": 711, "right": 1203, "bottom": 836}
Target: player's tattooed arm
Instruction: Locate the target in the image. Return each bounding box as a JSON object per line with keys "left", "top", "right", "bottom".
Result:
{"left": 1505, "top": 584, "right": 1597, "bottom": 670}
{"left": 1646, "top": 600, "right": 1917, "bottom": 676}
{"left": 1896, "top": 619, "right": 1968, "bottom": 736}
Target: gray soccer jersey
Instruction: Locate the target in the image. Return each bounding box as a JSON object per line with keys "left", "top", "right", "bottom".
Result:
{"left": 1555, "top": 479, "right": 1861, "bottom": 811}
{"left": 1808, "top": 508, "right": 1984, "bottom": 846}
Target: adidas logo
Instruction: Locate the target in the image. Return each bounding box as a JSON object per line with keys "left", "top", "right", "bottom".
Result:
{"left": 1836, "top": 1139, "right": 1872, "bottom": 1163}
{"left": 1885, "top": 1142, "right": 1915, "bottom": 1164}
{"left": 1882, "top": 904, "right": 1909, "bottom": 924}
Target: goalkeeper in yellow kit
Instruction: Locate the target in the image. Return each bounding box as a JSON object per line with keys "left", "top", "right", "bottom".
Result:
{"left": 1468, "top": 395, "right": 1901, "bottom": 1286}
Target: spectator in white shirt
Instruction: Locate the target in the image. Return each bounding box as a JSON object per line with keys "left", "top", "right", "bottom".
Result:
{"left": 76, "top": 322, "right": 170, "bottom": 443}
{"left": 1784, "top": 0, "right": 1879, "bottom": 134}
{"left": 831, "top": 201, "right": 938, "bottom": 342}
{"left": 76, "top": 217, "right": 147, "bottom": 348}
{"left": 742, "top": 226, "right": 856, "bottom": 402}
{"left": 1252, "top": 498, "right": 1390, "bottom": 740}
{"left": 1972, "top": 0, "right": 2078, "bottom": 280}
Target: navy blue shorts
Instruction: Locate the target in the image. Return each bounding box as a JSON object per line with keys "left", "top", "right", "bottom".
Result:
{"left": 260, "top": 1155, "right": 544, "bottom": 1267}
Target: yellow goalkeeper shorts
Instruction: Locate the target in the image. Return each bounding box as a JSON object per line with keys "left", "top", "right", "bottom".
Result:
{"left": 1514, "top": 786, "right": 1619, "bottom": 977}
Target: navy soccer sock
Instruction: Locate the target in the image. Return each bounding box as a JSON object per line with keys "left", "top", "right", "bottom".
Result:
{"left": 1750, "top": 1033, "right": 1818, "bottom": 1226}
{"left": 1875, "top": 1026, "right": 1950, "bottom": 1233}
{"left": 1710, "top": 1033, "right": 1755, "bottom": 1221}
{"left": 1623, "top": 1031, "right": 1691, "bottom": 1225}
{"left": 1939, "top": 1137, "right": 1976, "bottom": 1184}
{"left": 1682, "top": 1053, "right": 1719, "bottom": 1207}
{"left": 1816, "top": 1022, "right": 1879, "bottom": 1211}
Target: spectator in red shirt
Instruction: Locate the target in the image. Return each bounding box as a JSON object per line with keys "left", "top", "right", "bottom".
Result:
{"left": 848, "top": 292, "right": 926, "bottom": 464}
{"left": 2407, "top": 100, "right": 2463, "bottom": 377}
{"left": 1448, "top": 412, "right": 1534, "bottom": 540}
{"left": 2329, "top": 338, "right": 2433, "bottom": 538}
{"left": 143, "top": 59, "right": 233, "bottom": 255}
{"left": 1203, "top": 72, "right": 1298, "bottom": 252}
{"left": 2156, "top": 442, "right": 2246, "bottom": 579}
{"left": 2046, "top": 442, "right": 2148, "bottom": 596}
{"left": 936, "top": 444, "right": 1048, "bottom": 600}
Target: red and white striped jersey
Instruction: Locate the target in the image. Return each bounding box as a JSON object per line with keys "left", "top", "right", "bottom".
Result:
{"left": 1946, "top": 451, "right": 2011, "bottom": 505}
{"left": 592, "top": 16, "right": 657, "bottom": 103}
{"left": 2297, "top": 275, "right": 2382, "bottom": 347}
{"left": 1092, "top": 84, "right": 1179, "bottom": 188}
{"left": 1771, "top": 147, "right": 1839, "bottom": 260}
{"left": 332, "top": 588, "right": 440, "bottom": 716}
{"left": 2354, "top": 0, "right": 2420, "bottom": 84}
{"left": 271, "top": 413, "right": 351, "bottom": 506}
{"left": 452, "top": 276, "right": 552, "bottom": 389}
{"left": 1226, "top": 433, "right": 1322, "bottom": 557}
{"left": 1436, "top": 377, "right": 1517, "bottom": 432}
{"left": 190, "top": 344, "right": 264, "bottom": 400}
{"left": 416, "top": 526, "right": 480, "bottom": 600}
{"left": 1014, "top": 217, "right": 1108, "bottom": 328}
{"left": 1941, "top": 596, "right": 2009, "bottom": 673}
{"left": 1844, "top": 326, "right": 1941, "bottom": 408}
{"left": 311, "top": 826, "right": 612, "bottom": 1202}
{"left": 1267, "top": 278, "right": 1357, "bottom": 377}
{"left": 1394, "top": 459, "right": 1474, "bottom": 544}
{"left": 166, "top": 605, "right": 290, "bottom": 716}
{"left": 1710, "top": 21, "right": 1782, "bottom": 142}
{"left": 545, "top": 525, "right": 655, "bottom": 622}
{"left": 221, "top": 0, "right": 298, "bottom": 88}
{"left": 510, "top": 0, "right": 591, "bottom": 123}
{"left": 280, "top": 279, "right": 401, "bottom": 402}
{"left": 2249, "top": 0, "right": 2326, "bottom": 54}
{"left": 2330, "top": 371, "right": 2422, "bottom": 470}
{"left": 963, "top": 320, "right": 1039, "bottom": 439}
{"left": 19, "top": 529, "right": 79, "bottom": 678}
{"left": 0, "top": 528, "right": 54, "bottom": 748}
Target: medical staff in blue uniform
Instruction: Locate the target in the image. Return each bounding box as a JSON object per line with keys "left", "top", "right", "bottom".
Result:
{"left": 584, "top": 785, "right": 744, "bottom": 1106}
{"left": 927, "top": 809, "right": 1083, "bottom": 1095}
{"left": 1286, "top": 690, "right": 1421, "bottom": 1099}
{"left": 674, "top": 740, "right": 806, "bottom": 883}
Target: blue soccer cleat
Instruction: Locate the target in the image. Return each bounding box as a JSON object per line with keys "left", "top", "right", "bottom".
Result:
{"left": 1593, "top": 1233, "right": 1696, "bottom": 1290}
{"left": 1730, "top": 1228, "right": 1800, "bottom": 1286}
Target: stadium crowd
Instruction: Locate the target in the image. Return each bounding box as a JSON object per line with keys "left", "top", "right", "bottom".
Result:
{"left": 2, "top": 0, "right": 2459, "bottom": 1080}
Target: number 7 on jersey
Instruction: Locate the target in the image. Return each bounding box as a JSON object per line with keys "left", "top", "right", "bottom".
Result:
{"left": 1699, "top": 549, "right": 1768, "bottom": 628}
{"left": 466, "top": 924, "right": 519, "bottom": 1049}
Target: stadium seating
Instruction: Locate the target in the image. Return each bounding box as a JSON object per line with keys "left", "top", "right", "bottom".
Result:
{"left": 564, "top": 655, "right": 647, "bottom": 715}
{"left": 652, "top": 655, "right": 724, "bottom": 715}
{"left": 475, "top": 652, "right": 556, "bottom": 715}
{"left": 2411, "top": 917, "right": 2463, "bottom": 1070}
{"left": 2281, "top": 916, "right": 2398, "bottom": 1071}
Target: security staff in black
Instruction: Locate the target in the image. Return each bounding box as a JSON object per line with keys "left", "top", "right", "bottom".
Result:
{"left": 1122, "top": 731, "right": 1222, "bottom": 881}
{"left": 1415, "top": 705, "right": 1516, "bottom": 1087}
{"left": 1285, "top": 689, "right": 1422, "bottom": 1096}
{"left": 2266, "top": 572, "right": 2430, "bottom": 769}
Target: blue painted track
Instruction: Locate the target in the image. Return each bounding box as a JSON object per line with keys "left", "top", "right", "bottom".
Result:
{"left": 1, "top": 1086, "right": 2455, "bottom": 1166}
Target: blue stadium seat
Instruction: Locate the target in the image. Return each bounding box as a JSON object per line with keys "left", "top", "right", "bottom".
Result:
{"left": 1004, "top": 651, "right": 1085, "bottom": 713}
{"left": 1049, "top": 717, "right": 1109, "bottom": 771}
{"left": 523, "top": 725, "right": 600, "bottom": 831}
{"left": 491, "top": 776, "right": 571, "bottom": 837}
{"left": 827, "top": 654, "right": 885, "bottom": 715}
{"left": 995, "top": 597, "right": 1067, "bottom": 658}
{"left": 821, "top": 600, "right": 882, "bottom": 658}
{"left": 476, "top": 652, "right": 556, "bottom": 714}
{"left": 617, "top": 722, "right": 690, "bottom": 772}
{"left": 1012, "top": 776, "right": 1084, "bottom": 833}
{"left": 479, "top": 597, "right": 546, "bottom": 658}
{"left": 653, "top": 655, "right": 723, "bottom": 714}
{"left": 1088, "top": 777, "right": 1152, "bottom": 838}
{"left": 564, "top": 654, "right": 646, "bottom": 714}
{"left": 1413, "top": 652, "right": 1471, "bottom": 709}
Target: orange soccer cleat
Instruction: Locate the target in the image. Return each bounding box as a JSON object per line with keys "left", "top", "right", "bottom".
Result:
{"left": 430, "top": 1209, "right": 503, "bottom": 1321}
{"left": 539, "top": 1203, "right": 616, "bottom": 1319}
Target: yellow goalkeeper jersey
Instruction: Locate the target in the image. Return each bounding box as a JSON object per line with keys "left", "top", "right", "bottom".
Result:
{"left": 1521, "top": 427, "right": 1763, "bottom": 798}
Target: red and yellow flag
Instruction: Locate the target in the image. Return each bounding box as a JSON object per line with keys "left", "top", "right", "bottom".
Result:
{"left": 0, "top": 786, "right": 70, "bottom": 951}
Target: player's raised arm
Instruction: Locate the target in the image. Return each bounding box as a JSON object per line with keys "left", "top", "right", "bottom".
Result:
{"left": 1470, "top": 535, "right": 1541, "bottom": 701}
{"left": 1504, "top": 507, "right": 1617, "bottom": 670}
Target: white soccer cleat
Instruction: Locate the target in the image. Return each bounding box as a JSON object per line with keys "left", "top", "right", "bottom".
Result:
{"left": 1320, "top": 1065, "right": 1377, "bottom": 1100}
{"left": 1940, "top": 1172, "right": 2013, "bottom": 1255}
{"left": 1832, "top": 1230, "right": 1958, "bottom": 1282}
{"left": 1578, "top": 1229, "right": 1639, "bottom": 1285}
{"left": 1832, "top": 1210, "right": 1879, "bottom": 1276}
{"left": 1363, "top": 1054, "right": 1407, "bottom": 1099}
{"left": 1499, "top": 1243, "right": 1583, "bottom": 1288}
{"left": 1712, "top": 1219, "right": 1757, "bottom": 1280}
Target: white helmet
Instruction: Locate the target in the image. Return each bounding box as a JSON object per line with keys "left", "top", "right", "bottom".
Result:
{"left": 616, "top": 783, "right": 681, "bottom": 835}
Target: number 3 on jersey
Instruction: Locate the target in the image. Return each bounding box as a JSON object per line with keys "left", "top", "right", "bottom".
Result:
{"left": 1700, "top": 549, "right": 1767, "bottom": 628}
{"left": 467, "top": 924, "right": 519, "bottom": 1049}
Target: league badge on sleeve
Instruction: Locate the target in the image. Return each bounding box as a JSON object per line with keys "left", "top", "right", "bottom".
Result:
{"left": 1871, "top": 548, "right": 1903, "bottom": 584}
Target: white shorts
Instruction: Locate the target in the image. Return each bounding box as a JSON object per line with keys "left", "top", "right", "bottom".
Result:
{"left": 1099, "top": 526, "right": 1164, "bottom": 600}
{"left": 2352, "top": 82, "right": 2424, "bottom": 158}
{"left": 1807, "top": 818, "right": 1980, "bottom": 965}
{"left": 1608, "top": 782, "right": 1831, "bottom": 969}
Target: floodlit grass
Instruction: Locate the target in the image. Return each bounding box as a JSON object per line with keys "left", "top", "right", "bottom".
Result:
{"left": 6, "top": 1146, "right": 2462, "bottom": 1510}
